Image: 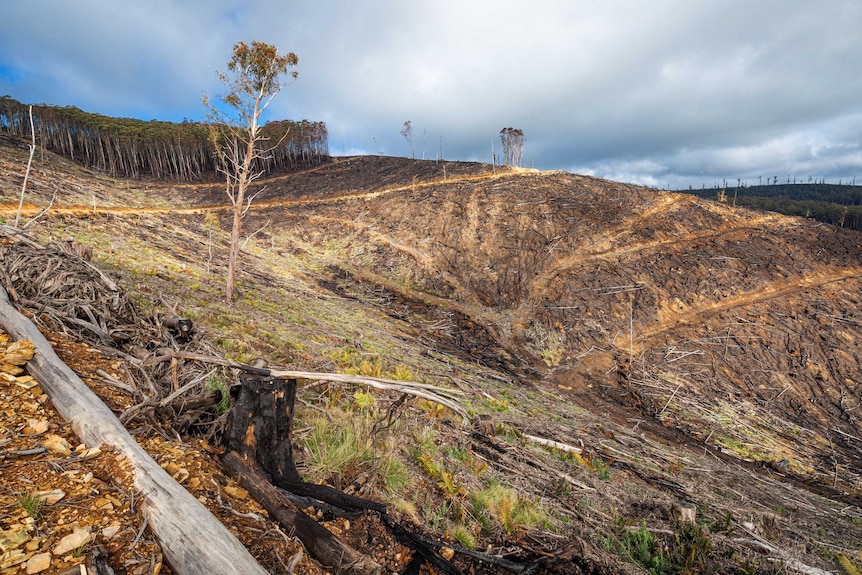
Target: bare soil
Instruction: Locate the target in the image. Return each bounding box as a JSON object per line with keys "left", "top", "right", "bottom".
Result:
{"left": 0, "top": 137, "right": 860, "bottom": 574}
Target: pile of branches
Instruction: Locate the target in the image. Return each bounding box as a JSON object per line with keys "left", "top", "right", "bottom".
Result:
{"left": 0, "top": 235, "right": 229, "bottom": 434}
{"left": 0, "top": 239, "right": 141, "bottom": 346}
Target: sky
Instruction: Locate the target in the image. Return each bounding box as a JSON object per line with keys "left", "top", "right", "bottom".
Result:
{"left": 1, "top": 0, "right": 861, "bottom": 189}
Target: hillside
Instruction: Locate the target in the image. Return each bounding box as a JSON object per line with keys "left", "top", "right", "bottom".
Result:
{"left": 679, "top": 183, "right": 862, "bottom": 230}
{"left": 0, "top": 136, "right": 860, "bottom": 574}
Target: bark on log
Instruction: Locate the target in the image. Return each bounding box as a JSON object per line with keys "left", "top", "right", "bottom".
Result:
{"left": 161, "top": 389, "right": 221, "bottom": 412}
{"left": 0, "top": 287, "right": 267, "bottom": 575}
{"left": 223, "top": 451, "right": 384, "bottom": 575}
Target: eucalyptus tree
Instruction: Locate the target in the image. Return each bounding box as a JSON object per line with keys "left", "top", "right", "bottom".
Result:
{"left": 203, "top": 41, "right": 299, "bottom": 303}
{"left": 499, "top": 127, "right": 524, "bottom": 167}
{"left": 401, "top": 120, "right": 414, "bottom": 159}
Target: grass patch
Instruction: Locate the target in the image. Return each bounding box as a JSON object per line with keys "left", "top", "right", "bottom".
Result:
{"left": 470, "top": 480, "right": 550, "bottom": 535}
{"left": 16, "top": 491, "right": 45, "bottom": 519}
{"left": 298, "top": 408, "right": 408, "bottom": 493}
{"left": 448, "top": 521, "right": 478, "bottom": 549}
{"left": 608, "top": 519, "right": 717, "bottom": 575}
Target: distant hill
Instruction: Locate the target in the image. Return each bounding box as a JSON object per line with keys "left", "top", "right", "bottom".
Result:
{"left": 0, "top": 96, "right": 328, "bottom": 181}
{"left": 677, "top": 182, "right": 862, "bottom": 230}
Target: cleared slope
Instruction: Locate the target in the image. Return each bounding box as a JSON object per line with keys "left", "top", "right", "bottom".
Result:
{"left": 239, "top": 166, "right": 862, "bottom": 495}
{"left": 2, "top": 140, "right": 861, "bottom": 573}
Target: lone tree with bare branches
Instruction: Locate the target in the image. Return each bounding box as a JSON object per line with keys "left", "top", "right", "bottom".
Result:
{"left": 499, "top": 127, "right": 524, "bottom": 167}
{"left": 203, "top": 41, "right": 298, "bottom": 303}
{"left": 401, "top": 120, "right": 414, "bottom": 159}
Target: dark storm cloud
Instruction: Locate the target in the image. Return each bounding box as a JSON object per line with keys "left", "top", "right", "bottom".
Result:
{"left": 2, "top": 1, "right": 861, "bottom": 188}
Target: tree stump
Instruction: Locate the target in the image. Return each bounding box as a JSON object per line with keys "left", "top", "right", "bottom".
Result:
{"left": 225, "top": 374, "right": 385, "bottom": 512}
{"left": 671, "top": 501, "right": 697, "bottom": 525}
{"left": 224, "top": 375, "right": 384, "bottom": 573}
{"left": 225, "top": 374, "right": 464, "bottom": 575}
{"left": 224, "top": 374, "right": 303, "bottom": 483}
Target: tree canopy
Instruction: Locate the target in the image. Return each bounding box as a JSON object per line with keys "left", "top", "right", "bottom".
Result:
{"left": 0, "top": 95, "right": 327, "bottom": 181}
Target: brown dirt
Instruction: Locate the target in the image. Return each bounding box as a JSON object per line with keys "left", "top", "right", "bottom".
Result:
{"left": 0, "top": 136, "right": 861, "bottom": 574}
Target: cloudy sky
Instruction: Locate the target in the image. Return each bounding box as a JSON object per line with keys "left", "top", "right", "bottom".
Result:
{"left": 2, "top": 1, "right": 861, "bottom": 189}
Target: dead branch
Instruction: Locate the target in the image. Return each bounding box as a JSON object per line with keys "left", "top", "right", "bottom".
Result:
{"left": 732, "top": 537, "right": 833, "bottom": 575}
{"left": 14, "top": 105, "right": 35, "bottom": 228}
{"left": 168, "top": 351, "right": 468, "bottom": 419}
{"left": 22, "top": 189, "right": 57, "bottom": 230}
{"left": 522, "top": 433, "right": 584, "bottom": 455}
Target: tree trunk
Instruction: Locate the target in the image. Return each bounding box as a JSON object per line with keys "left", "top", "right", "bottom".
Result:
{"left": 225, "top": 375, "right": 386, "bottom": 512}
{"left": 226, "top": 199, "right": 241, "bottom": 303}
{"left": 0, "top": 287, "right": 267, "bottom": 575}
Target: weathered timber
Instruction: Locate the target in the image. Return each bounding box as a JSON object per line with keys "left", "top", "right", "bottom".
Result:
{"left": 223, "top": 450, "right": 384, "bottom": 575}
{"left": 160, "top": 315, "right": 193, "bottom": 338}
{"left": 0, "top": 287, "right": 267, "bottom": 575}
{"left": 171, "top": 351, "right": 467, "bottom": 419}
{"left": 522, "top": 433, "right": 583, "bottom": 455}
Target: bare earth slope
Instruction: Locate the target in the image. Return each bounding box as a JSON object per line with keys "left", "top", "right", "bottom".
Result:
{"left": 1, "top": 138, "right": 861, "bottom": 574}
{"left": 245, "top": 160, "right": 862, "bottom": 494}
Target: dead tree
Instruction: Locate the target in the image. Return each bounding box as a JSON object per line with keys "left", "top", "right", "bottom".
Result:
{"left": 499, "top": 127, "right": 525, "bottom": 167}
{"left": 401, "top": 120, "right": 414, "bottom": 159}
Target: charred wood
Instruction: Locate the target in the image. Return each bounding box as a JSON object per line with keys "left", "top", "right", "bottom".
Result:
{"left": 222, "top": 450, "right": 383, "bottom": 575}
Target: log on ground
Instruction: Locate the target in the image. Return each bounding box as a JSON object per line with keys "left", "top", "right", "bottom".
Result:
{"left": 223, "top": 450, "right": 384, "bottom": 575}
{"left": 0, "top": 287, "right": 267, "bottom": 575}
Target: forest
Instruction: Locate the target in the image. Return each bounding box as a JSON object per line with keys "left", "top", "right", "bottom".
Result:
{"left": 0, "top": 96, "right": 328, "bottom": 181}
{"left": 681, "top": 183, "right": 862, "bottom": 231}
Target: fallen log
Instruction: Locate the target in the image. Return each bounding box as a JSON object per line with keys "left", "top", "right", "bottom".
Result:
{"left": 168, "top": 351, "right": 468, "bottom": 420}
{"left": 0, "top": 287, "right": 267, "bottom": 575}
{"left": 522, "top": 433, "right": 584, "bottom": 455}
{"left": 223, "top": 450, "right": 384, "bottom": 575}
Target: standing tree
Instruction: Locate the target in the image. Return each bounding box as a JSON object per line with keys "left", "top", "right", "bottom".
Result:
{"left": 401, "top": 120, "right": 414, "bottom": 159}
{"left": 14, "top": 105, "right": 36, "bottom": 228}
{"left": 203, "top": 41, "right": 298, "bottom": 303}
{"left": 499, "top": 127, "right": 524, "bottom": 167}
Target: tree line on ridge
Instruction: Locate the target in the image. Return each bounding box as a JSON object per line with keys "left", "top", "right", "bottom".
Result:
{"left": 0, "top": 96, "right": 328, "bottom": 181}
